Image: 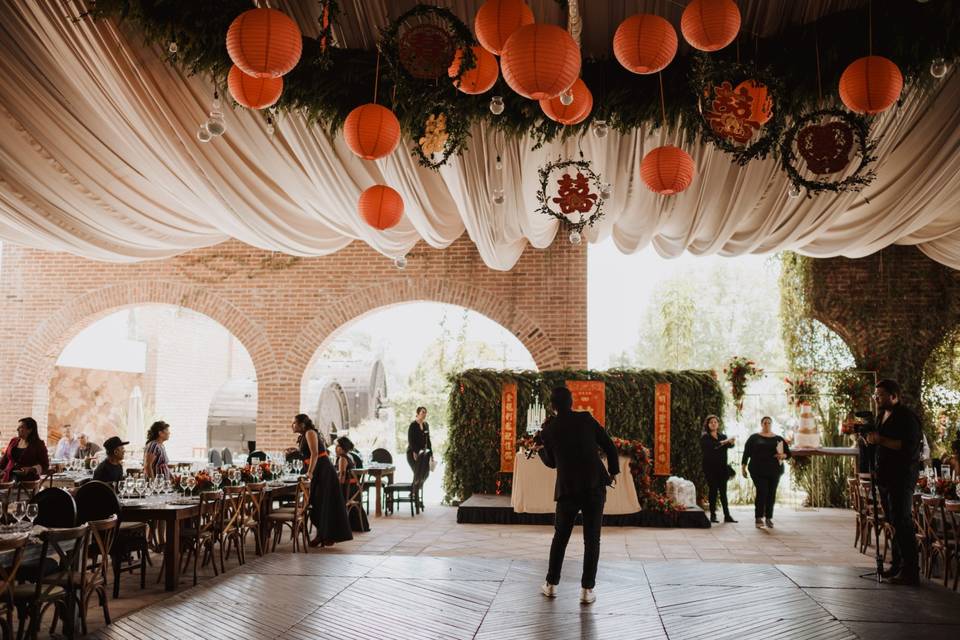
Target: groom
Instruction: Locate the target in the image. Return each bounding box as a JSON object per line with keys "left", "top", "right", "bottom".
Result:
{"left": 537, "top": 386, "right": 619, "bottom": 604}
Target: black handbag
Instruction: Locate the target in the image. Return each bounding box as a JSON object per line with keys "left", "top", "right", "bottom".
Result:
{"left": 725, "top": 464, "right": 737, "bottom": 480}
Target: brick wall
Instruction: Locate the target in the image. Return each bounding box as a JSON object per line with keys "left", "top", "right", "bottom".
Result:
{"left": 0, "top": 237, "right": 587, "bottom": 450}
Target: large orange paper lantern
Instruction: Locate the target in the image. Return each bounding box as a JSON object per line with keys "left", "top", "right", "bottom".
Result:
{"left": 449, "top": 46, "right": 500, "bottom": 94}
{"left": 540, "top": 78, "right": 592, "bottom": 125}
{"left": 227, "top": 65, "right": 283, "bottom": 110}
{"left": 641, "top": 145, "right": 696, "bottom": 195}
{"left": 343, "top": 104, "right": 401, "bottom": 160}
{"left": 839, "top": 56, "right": 903, "bottom": 115}
{"left": 680, "top": 0, "right": 741, "bottom": 52}
{"left": 359, "top": 185, "right": 404, "bottom": 230}
{"left": 474, "top": 0, "right": 535, "bottom": 56}
{"left": 613, "top": 14, "right": 678, "bottom": 74}
{"left": 501, "top": 24, "right": 581, "bottom": 100}
{"left": 226, "top": 8, "right": 303, "bottom": 78}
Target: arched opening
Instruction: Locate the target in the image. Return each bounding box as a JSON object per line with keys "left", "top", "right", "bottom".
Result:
{"left": 51, "top": 305, "right": 255, "bottom": 461}
{"left": 300, "top": 302, "right": 537, "bottom": 504}
{"left": 921, "top": 327, "right": 960, "bottom": 463}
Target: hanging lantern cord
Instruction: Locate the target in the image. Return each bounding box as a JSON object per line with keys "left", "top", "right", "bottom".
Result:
{"left": 373, "top": 50, "right": 382, "bottom": 105}
{"left": 814, "top": 28, "right": 823, "bottom": 104}
{"left": 658, "top": 72, "right": 667, "bottom": 131}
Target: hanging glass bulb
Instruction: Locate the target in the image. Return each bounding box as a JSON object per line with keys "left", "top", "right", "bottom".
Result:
{"left": 559, "top": 89, "right": 574, "bottom": 106}
{"left": 569, "top": 229, "right": 582, "bottom": 245}
{"left": 394, "top": 255, "right": 408, "bottom": 270}
{"left": 600, "top": 183, "right": 612, "bottom": 200}
{"left": 168, "top": 41, "right": 178, "bottom": 54}
{"left": 204, "top": 93, "right": 226, "bottom": 137}
{"left": 489, "top": 95, "right": 505, "bottom": 115}
{"left": 495, "top": 154, "right": 503, "bottom": 171}
{"left": 931, "top": 58, "right": 948, "bottom": 79}
{"left": 492, "top": 188, "right": 505, "bottom": 205}
{"left": 593, "top": 119, "right": 609, "bottom": 139}
{"left": 788, "top": 183, "right": 802, "bottom": 199}
{"left": 196, "top": 124, "right": 212, "bottom": 143}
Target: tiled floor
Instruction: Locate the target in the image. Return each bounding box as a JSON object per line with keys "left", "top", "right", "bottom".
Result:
{"left": 34, "top": 504, "right": 904, "bottom": 638}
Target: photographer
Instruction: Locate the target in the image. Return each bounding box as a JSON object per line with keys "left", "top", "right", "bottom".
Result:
{"left": 865, "top": 379, "right": 922, "bottom": 585}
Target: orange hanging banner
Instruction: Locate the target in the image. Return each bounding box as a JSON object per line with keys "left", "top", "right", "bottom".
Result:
{"left": 500, "top": 382, "right": 518, "bottom": 472}
{"left": 654, "top": 382, "right": 671, "bottom": 476}
{"left": 566, "top": 380, "right": 606, "bottom": 427}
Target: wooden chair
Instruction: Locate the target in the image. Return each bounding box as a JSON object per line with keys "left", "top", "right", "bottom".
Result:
{"left": 912, "top": 493, "right": 930, "bottom": 575}
{"left": 847, "top": 477, "right": 864, "bottom": 549}
{"left": 13, "top": 524, "right": 89, "bottom": 640}
{"left": 180, "top": 491, "right": 223, "bottom": 586}
{"left": 241, "top": 482, "right": 266, "bottom": 556}
{"left": 14, "top": 480, "right": 41, "bottom": 503}
{"left": 218, "top": 486, "right": 247, "bottom": 571}
{"left": 75, "top": 515, "right": 118, "bottom": 635}
{"left": 0, "top": 534, "right": 29, "bottom": 640}
{"left": 921, "top": 495, "right": 954, "bottom": 586}
{"left": 267, "top": 479, "right": 310, "bottom": 553}
{"left": 945, "top": 501, "right": 960, "bottom": 591}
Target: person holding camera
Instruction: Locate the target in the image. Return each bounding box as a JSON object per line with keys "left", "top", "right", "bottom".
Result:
{"left": 537, "top": 386, "right": 619, "bottom": 605}
{"left": 865, "top": 379, "right": 922, "bottom": 585}
{"left": 700, "top": 414, "right": 737, "bottom": 524}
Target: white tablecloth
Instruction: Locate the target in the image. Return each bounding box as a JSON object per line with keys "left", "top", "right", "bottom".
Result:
{"left": 510, "top": 452, "right": 641, "bottom": 515}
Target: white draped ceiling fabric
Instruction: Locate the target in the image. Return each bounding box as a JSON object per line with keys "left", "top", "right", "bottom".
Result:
{"left": 1, "top": 0, "right": 959, "bottom": 270}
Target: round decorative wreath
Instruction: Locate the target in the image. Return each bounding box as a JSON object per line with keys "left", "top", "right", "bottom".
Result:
{"left": 780, "top": 108, "right": 877, "bottom": 196}
{"left": 690, "top": 56, "right": 786, "bottom": 165}
{"left": 536, "top": 157, "right": 606, "bottom": 233}
{"left": 411, "top": 105, "right": 471, "bottom": 169}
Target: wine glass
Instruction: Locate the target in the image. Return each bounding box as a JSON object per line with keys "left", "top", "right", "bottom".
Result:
{"left": 11, "top": 502, "right": 26, "bottom": 531}
{"left": 186, "top": 475, "right": 197, "bottom": 496}
{"left": 179, "top": 474, "right": 189, "bottom": 495}
{"left": 212, "top": 470, "right": 222, "bottom": 490}
{"left": 136, "top": 477, "right": 147, "bottom": 499}
{"left": 25, "top": 503, "right": 38, "bottom": 529}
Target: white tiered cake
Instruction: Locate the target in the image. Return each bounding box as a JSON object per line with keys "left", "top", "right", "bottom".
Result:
{"left": 795, "top": 402, "right": 821, "bottom": 448}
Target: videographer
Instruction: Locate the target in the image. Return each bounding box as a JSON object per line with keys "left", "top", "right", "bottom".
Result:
{"left": 865, "top": 379, "right": 922, "bottom": 585}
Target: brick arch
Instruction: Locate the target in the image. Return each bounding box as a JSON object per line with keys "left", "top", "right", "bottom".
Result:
{"left": 282, "top": 279, "right": 562, "bottom": 381}
{"left": 9, "top": 281, "right": 278, "bottom": 432}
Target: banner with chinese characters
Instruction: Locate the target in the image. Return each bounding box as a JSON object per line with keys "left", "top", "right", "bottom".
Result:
{"left": 654, "top": 382, "right": 671, "bottom": 475}
{"left": 500, "top": 382, "right": 517, "bottom": 472}
{"left": 566, "top": 380, "right": 606, "bottom": 427}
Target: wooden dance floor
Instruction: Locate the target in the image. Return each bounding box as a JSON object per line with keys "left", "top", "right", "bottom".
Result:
{"left": 90, "top": 553, "right": 960, "bottom": 639}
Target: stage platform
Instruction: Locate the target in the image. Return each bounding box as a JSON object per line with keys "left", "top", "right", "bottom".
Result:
{"left": 456, "top": 494, "right": 710, "bottom": 528}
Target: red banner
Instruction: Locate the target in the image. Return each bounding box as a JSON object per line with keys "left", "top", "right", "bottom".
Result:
{"left": 500, "top": 382, "right": 517, "bottom": 472}
{"left": 567, "top": 380, "right": 606, "bottom": 427}
{"left": 654, "top": 382, "right": 671, "bottom": 476}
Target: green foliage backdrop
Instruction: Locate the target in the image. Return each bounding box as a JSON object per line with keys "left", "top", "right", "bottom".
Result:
{"left": 443, "top": 368, "right": 725, "bottom": 504}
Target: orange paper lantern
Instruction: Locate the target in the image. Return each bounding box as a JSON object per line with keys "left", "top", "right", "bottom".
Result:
{"left": 228, "top": 65, "right": 283, "bottom": 110}
{"left": 680, "top": 0, "right": 741, "bottom": 52}
{"left": 540, "top": 78, "right": 592, "bottom": 125}
{"left": 613, "top": 14, "right": 678, "bottom": 74}
{"left": 226, "top": 8, "right": 302, "bottom": 79}
{"left": 358, "top": 185, "right": 404, "bottom": 230}
{"left": 449, "top": 46, "right": 500, "bottom": 95}
{"left": 501, "top": 24, "right": 582, "bottom": 100}
{"left": 474, "top": 0, "right": 535, "bottom": 56}
{"left": 839, "top": 56, "right": 903, "bottom": 115}
{"left": 641, "top": 145, "right": 696, "bottom": 195}
{"left": 343, "top": 104, "right": 401, "bottom": 160}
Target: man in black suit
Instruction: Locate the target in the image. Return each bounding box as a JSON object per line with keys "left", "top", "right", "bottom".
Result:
{"left": 865, "top": 379, "right": 922, "bottom": 585}
{"left": 537, "top": 386, "right": 619, "bottom": 604}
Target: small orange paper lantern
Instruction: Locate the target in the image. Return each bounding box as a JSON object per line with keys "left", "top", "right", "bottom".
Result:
{"left": 501, "top": 24, "right": 582, "bottom": 100}
{"left": 474, "top": 0, "right": 535, "bottom": 56}
{"left": 540, "top": 78, "right": 592, "bottom": 125}
{"left": 343, "top": 104, "right": 401, "bottom": 160}
{"left": 839, "top": 56, "right": 903, "bottom": 115}
{"left": 228, "top": 65, "right": 283, "bottom": 110}
{"left": 680, "top": 0, "right": 741, "bottom": 52}
{"left": 358, "top": 185, "right": 404, "bottom": 230}
{"left": 641, "top": 145, "right": 696, "bottom": 195}
{"left": 613, "top": 14, "right": 678, "bottom": 74}
{"left": 449, "top": 46, "right": 500, "bottom": 95}
{"left": 226, "top": 8, "right": 303, "bottom": 79}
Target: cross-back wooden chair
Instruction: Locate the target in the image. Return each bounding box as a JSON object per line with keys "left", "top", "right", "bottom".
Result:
{"left": 267, "top": 478, "right": 310, "bottom": 553}
{"left": 241, "top": 481, "right": 266, "bottom": 556}
{"left": 921, "top": 495, "right": 954, "bottom": 586}
{"left": 76, "top": 515, "right": 118, "bottom": 635}
{"left": 944, "top": 500, "right": 960, "bottom": 591}
{"left": 218, "top": 485, "right": 247, "bottom": 570}
{"left": 180, "top": 491, "right": 223, "bottom": 586}
{"left": 0, "top": 533, "right": 29, "bottom": 640}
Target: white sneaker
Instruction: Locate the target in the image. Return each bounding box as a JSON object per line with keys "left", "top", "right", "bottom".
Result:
{"left": 541, "top": 581, "right": 557, "bottom": 598}
{"left": 579, "top": 588, "right": 596, "bottom": 604}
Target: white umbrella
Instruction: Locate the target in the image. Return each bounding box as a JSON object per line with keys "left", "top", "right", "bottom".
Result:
{"left": 127, "top": 386, "right": 144, "bottom": 442}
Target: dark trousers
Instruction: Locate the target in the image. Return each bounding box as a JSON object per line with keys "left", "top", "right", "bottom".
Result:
{"left": 546, "top": 491, "right": 605, "bottom": 589}
{"left": 879, "top": 477, "right": 919, "bottom": 577}
{"left": 707, "top": 480, "right": 730, "bottom": 517}
{"left": 752, "top": 474, "right": 780, "bottom": 519}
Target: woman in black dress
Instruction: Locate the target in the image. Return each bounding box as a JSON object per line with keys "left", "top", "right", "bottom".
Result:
{"left": 335, "top": 437, "right": 370, "bottom": 532}
{"left": 741, "top": 416, "right": 791, "bottom": 529}
{"left": 291, "top": 414, "right": 352, "bottom": 547}
{"left": 407, "top": 406, "right": 432, "bottom": 486}
{"left": 700, "top": 415, "right": 737, "bottom": 524}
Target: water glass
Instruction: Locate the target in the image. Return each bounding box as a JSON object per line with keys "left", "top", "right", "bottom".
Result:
{"left": 25, "top": 503, "right": 38, "bottom": 528}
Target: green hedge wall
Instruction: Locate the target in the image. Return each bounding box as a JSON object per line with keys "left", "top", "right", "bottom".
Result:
{"left": 443, "top": 369, "right": 725, "bottom": 504}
